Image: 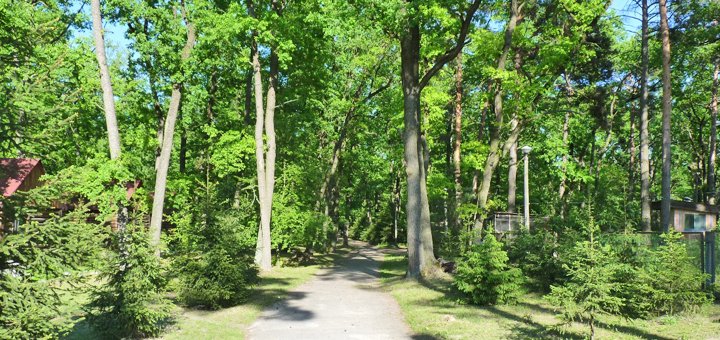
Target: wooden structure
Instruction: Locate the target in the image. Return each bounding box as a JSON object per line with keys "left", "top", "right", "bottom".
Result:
{"left": 0, "top": 159, "right": 45, "bottom": 198}
{"left": 651, "top": 200, "right": 718, "bottom": 232}
{"left": 650, "top": 200, "right": 718, "bottom": 284}
{"left": 0, "top": 159, "right": 46, "bottom": 234}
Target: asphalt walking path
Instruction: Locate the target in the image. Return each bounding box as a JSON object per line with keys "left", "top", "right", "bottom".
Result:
{"left": 247, "top": 241, "right": 415, "bottom": 340}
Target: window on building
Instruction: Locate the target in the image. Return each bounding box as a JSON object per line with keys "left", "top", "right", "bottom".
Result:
{"left": 684, "top": 213, "right": 707, "bottom": 230}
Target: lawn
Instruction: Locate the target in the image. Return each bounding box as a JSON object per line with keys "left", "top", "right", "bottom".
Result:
{"left": 380, "top": 253, "right": 720, "bottom": 340}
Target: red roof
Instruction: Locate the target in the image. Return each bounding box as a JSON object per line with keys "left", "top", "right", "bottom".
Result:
{"left": 0, "top": 159, "right": 44, "bottom": 197}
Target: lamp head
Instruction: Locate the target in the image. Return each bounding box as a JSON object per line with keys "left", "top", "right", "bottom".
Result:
{"left": 521, "top": 145, "right": 532, "bottom": 155}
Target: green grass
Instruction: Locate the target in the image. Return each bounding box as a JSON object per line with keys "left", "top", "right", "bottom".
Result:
{"left": 64, "top": 251, "right": 344, "bottom": 340}
{"left": 161, "top": 264, "right": 323, "bottom": 339}
{"left": 380, "top": 253, "right": 720, "bottom": 340}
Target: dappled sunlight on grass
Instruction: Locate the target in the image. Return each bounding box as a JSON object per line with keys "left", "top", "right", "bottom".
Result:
{"left": 379, "top": 253, "right": 720, "bottom": 340}
{"left": 162, "top": 260, "right": 328, "bottom": 339}
{"left": 63, "top": 254, "right": 332, "bottom": 340}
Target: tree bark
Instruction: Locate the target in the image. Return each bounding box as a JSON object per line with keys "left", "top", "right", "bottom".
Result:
{"left": 252, "top": 46, "right": 278, "bottom": 271}
{"left": 708, "top": 63, "right": 719, "bottom": 205}
{"left": 393, "top": 166, "right": 401, "bottom": 243}
{"left": 251, "top": 0, "right": 280, "bottom": 271}
{"left": 400, "top": 0, "right": 480, "bottom": 279}
{"left": 452, "top": 52, "right": 464, "bottom": 229}
{"left": 149, "top": 3, "right": 195, "bottom": 251}
{"left": 91, "top": 0, "right": 121, "bottom": 160}
{"left": 659, "top": 0, "right": 672, "bottom": 232}
{"left": 640, "top": 0, "right": 652, "bottom": 231}
{"left": 559, "top": 110, "right": 570, "bottom": 217}
{"left": 476, "top": 0, "right": 519, "bottom": 219}
{"left": 401, "top": 24, "right": 434, "bottom": 278}
{"left": 629, "top": 106, "right": 636, "bottom": 198}
{"left": 508, "top": 140, "right": 518, "bottom": 213}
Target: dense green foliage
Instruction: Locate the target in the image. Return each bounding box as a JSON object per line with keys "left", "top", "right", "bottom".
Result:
{"left": 86, "top": 224, "right": 172, "bottom": 338}
{"left": 547, "top": 218, "right": 624, "bottom": 337}
{"left": 1, "top": 0, "right": 719, "bottom": 337}
{"left": 0, "top": 208, "right": 99, "bottom": 339}
{"left": 171, "top": 184, "right": 259, "bottom": 309}
{"left": 547, "top": 218, "right": 711, "bottom": 337}
{"left": 642, "top": 231, "right": 711, "bottom": 315}
{"left": 454, "top": 232, "right": 524, "bottom": 305}
{"left": 506, "top": 227, "right": 567, "bottom": 292}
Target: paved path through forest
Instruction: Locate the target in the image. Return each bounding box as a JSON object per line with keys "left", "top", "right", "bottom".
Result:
{"left": 247, "top": 242, "right": 415, "bottom": 340}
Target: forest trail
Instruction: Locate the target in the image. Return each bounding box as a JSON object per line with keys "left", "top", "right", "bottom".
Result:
{"left": 247, "top": 241, "right": 415, "bottom": 340}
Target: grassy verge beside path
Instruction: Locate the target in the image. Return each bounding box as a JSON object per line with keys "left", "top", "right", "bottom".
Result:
{"left": 65, "top": 250, "right": 346, "bottom": 340}
{"left": 162, "top": 249, "right": 350, "bottom": 339}
{"left": 380, "top": 253, "right": 720, "bottom": 340}
{"left": 162, "top": 264, "right": 322, "bottom": 339}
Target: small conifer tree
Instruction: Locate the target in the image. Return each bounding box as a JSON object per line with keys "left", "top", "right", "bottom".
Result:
{"left": 454, "top": 231, "right": 524, "bottom": 305}
{"left": 645, "top": 231, "right": 710, "bottom": 315}
{"left": 86, "top": 224, "right": 172, "bottom": 338}
{"left": 547, "top": 216, "right": 623, "bottom": 340}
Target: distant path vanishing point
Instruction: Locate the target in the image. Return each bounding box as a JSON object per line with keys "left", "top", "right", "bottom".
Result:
{"left": 247, "top": 241, "right": 415, "bottom": 340}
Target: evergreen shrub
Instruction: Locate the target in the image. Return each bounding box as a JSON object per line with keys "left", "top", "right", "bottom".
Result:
{"left": 454, "top": 232, "right": 524, "bottom": 305}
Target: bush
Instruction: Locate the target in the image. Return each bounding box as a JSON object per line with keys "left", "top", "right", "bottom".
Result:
{"left": 171, "top": 185, "right": 259, "bottom": 310}
{"left": 85, "top": 224, "right": 172, "bottom": 338}
{"left": 546, "top": 217, "right": 624, "bottom": 340}
{"left": 0, "top": 209, "right": 100, "bottom": 339}
{"left": 507, "top": 228, "right": 565, "bottom": 292}
{"left": 642, "top": 231, "right": 711, "bottom": 315}
{"left": 453, "top": 232, "right": 524, "bottom": 305}
{"left": 0, "top": 171, "right": 104, "bottom": 339}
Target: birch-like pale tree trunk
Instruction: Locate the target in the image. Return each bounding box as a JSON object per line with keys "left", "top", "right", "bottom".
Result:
{"left": 659, "top": 0, "right": 672, "bottom": 232}
{"left": 91, "top": 0, "right": 121, "bottom": 160}
{"left": 507, "top": 140, "right": 518, "bottom": 213}
{"left": 250, "top": 0, "right": 280, "bottom": 271}
{"left": 149, "top": 3, "right": 196, "bottom": 251}
{"left": 252, "top": 44, "right": 278, "bottom": 271}
{"left": 639, "top": 0, "right": 652, "bottom": 231}
{"left": 452, "top": 52, "right": 463, "bottom": 230}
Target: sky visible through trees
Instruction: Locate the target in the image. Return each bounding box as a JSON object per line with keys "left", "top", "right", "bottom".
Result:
{"left": 1, "top": 0, "right": 719, "bottom": 338}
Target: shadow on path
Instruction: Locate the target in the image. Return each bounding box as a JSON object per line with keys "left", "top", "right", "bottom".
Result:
{"left": 247, "top": 241, "right": 414, "bottom": 340}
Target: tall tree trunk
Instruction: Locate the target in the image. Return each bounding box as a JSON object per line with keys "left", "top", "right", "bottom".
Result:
{"left": 476, "top": 0, "right": 519, "bottom": 219}
{"left": 244, "top": 53, "right": 254, "bottom": 126}
{"left": 252, "top": 45, "right": 278, "bottom": 271}
{"left": 708, "top": 63, "right": 719, "bottom": 205}
{"left": 149, "top": 4, "right": 195, "bottom": 251}
{"left": 400, "top": 24, "right": 435, "bottom": 278}
{"left": 629, "top": 107, "right": 636, "bottom": 196}
{"left": 640, "top": 0, "right": 652, "bottom": 231}
{"left": 508, "top": 140, "right": 518, "bottom": 213}
{"left": 452, "top": 52, "right": 464, "bottom": 228}
{"left": 559, "top": 110, "right": 570, "bottom": 217}
{"left": 91, "top": 0, "right": 121, "bottom": 160}
{"left": 471, "top": 99, "right": 489, "bottom": 224}
{"left": 91, "top": 0, "right": 127, "bottom": 235}
{"left": 400, "top": 0, "right": 479, "bottom": 279}
{"left": 393, "top": 167, "right": 401, "bottom": 243}
{"left": 659, "top": 0, "right": 672, "bottom": 232}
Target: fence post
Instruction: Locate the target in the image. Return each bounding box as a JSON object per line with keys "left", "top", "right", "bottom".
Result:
{"left": 707, "top": 231, "right": 716, "bottom": 284}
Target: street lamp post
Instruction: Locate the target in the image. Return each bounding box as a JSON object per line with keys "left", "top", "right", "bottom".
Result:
{"left": 521, "top": 145, "right": 532, "bottom": 229}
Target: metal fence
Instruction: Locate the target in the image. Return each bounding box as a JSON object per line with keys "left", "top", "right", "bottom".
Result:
{"left": 636, "top": 231, "right": 716, "bottom": 284}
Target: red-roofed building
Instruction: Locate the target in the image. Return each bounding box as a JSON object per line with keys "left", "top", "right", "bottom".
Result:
{"left": 0, "top": 159, "right": 45, "bottom": 197}
{"left": 0, "top": 159, "right": 46, "bottom": 235}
